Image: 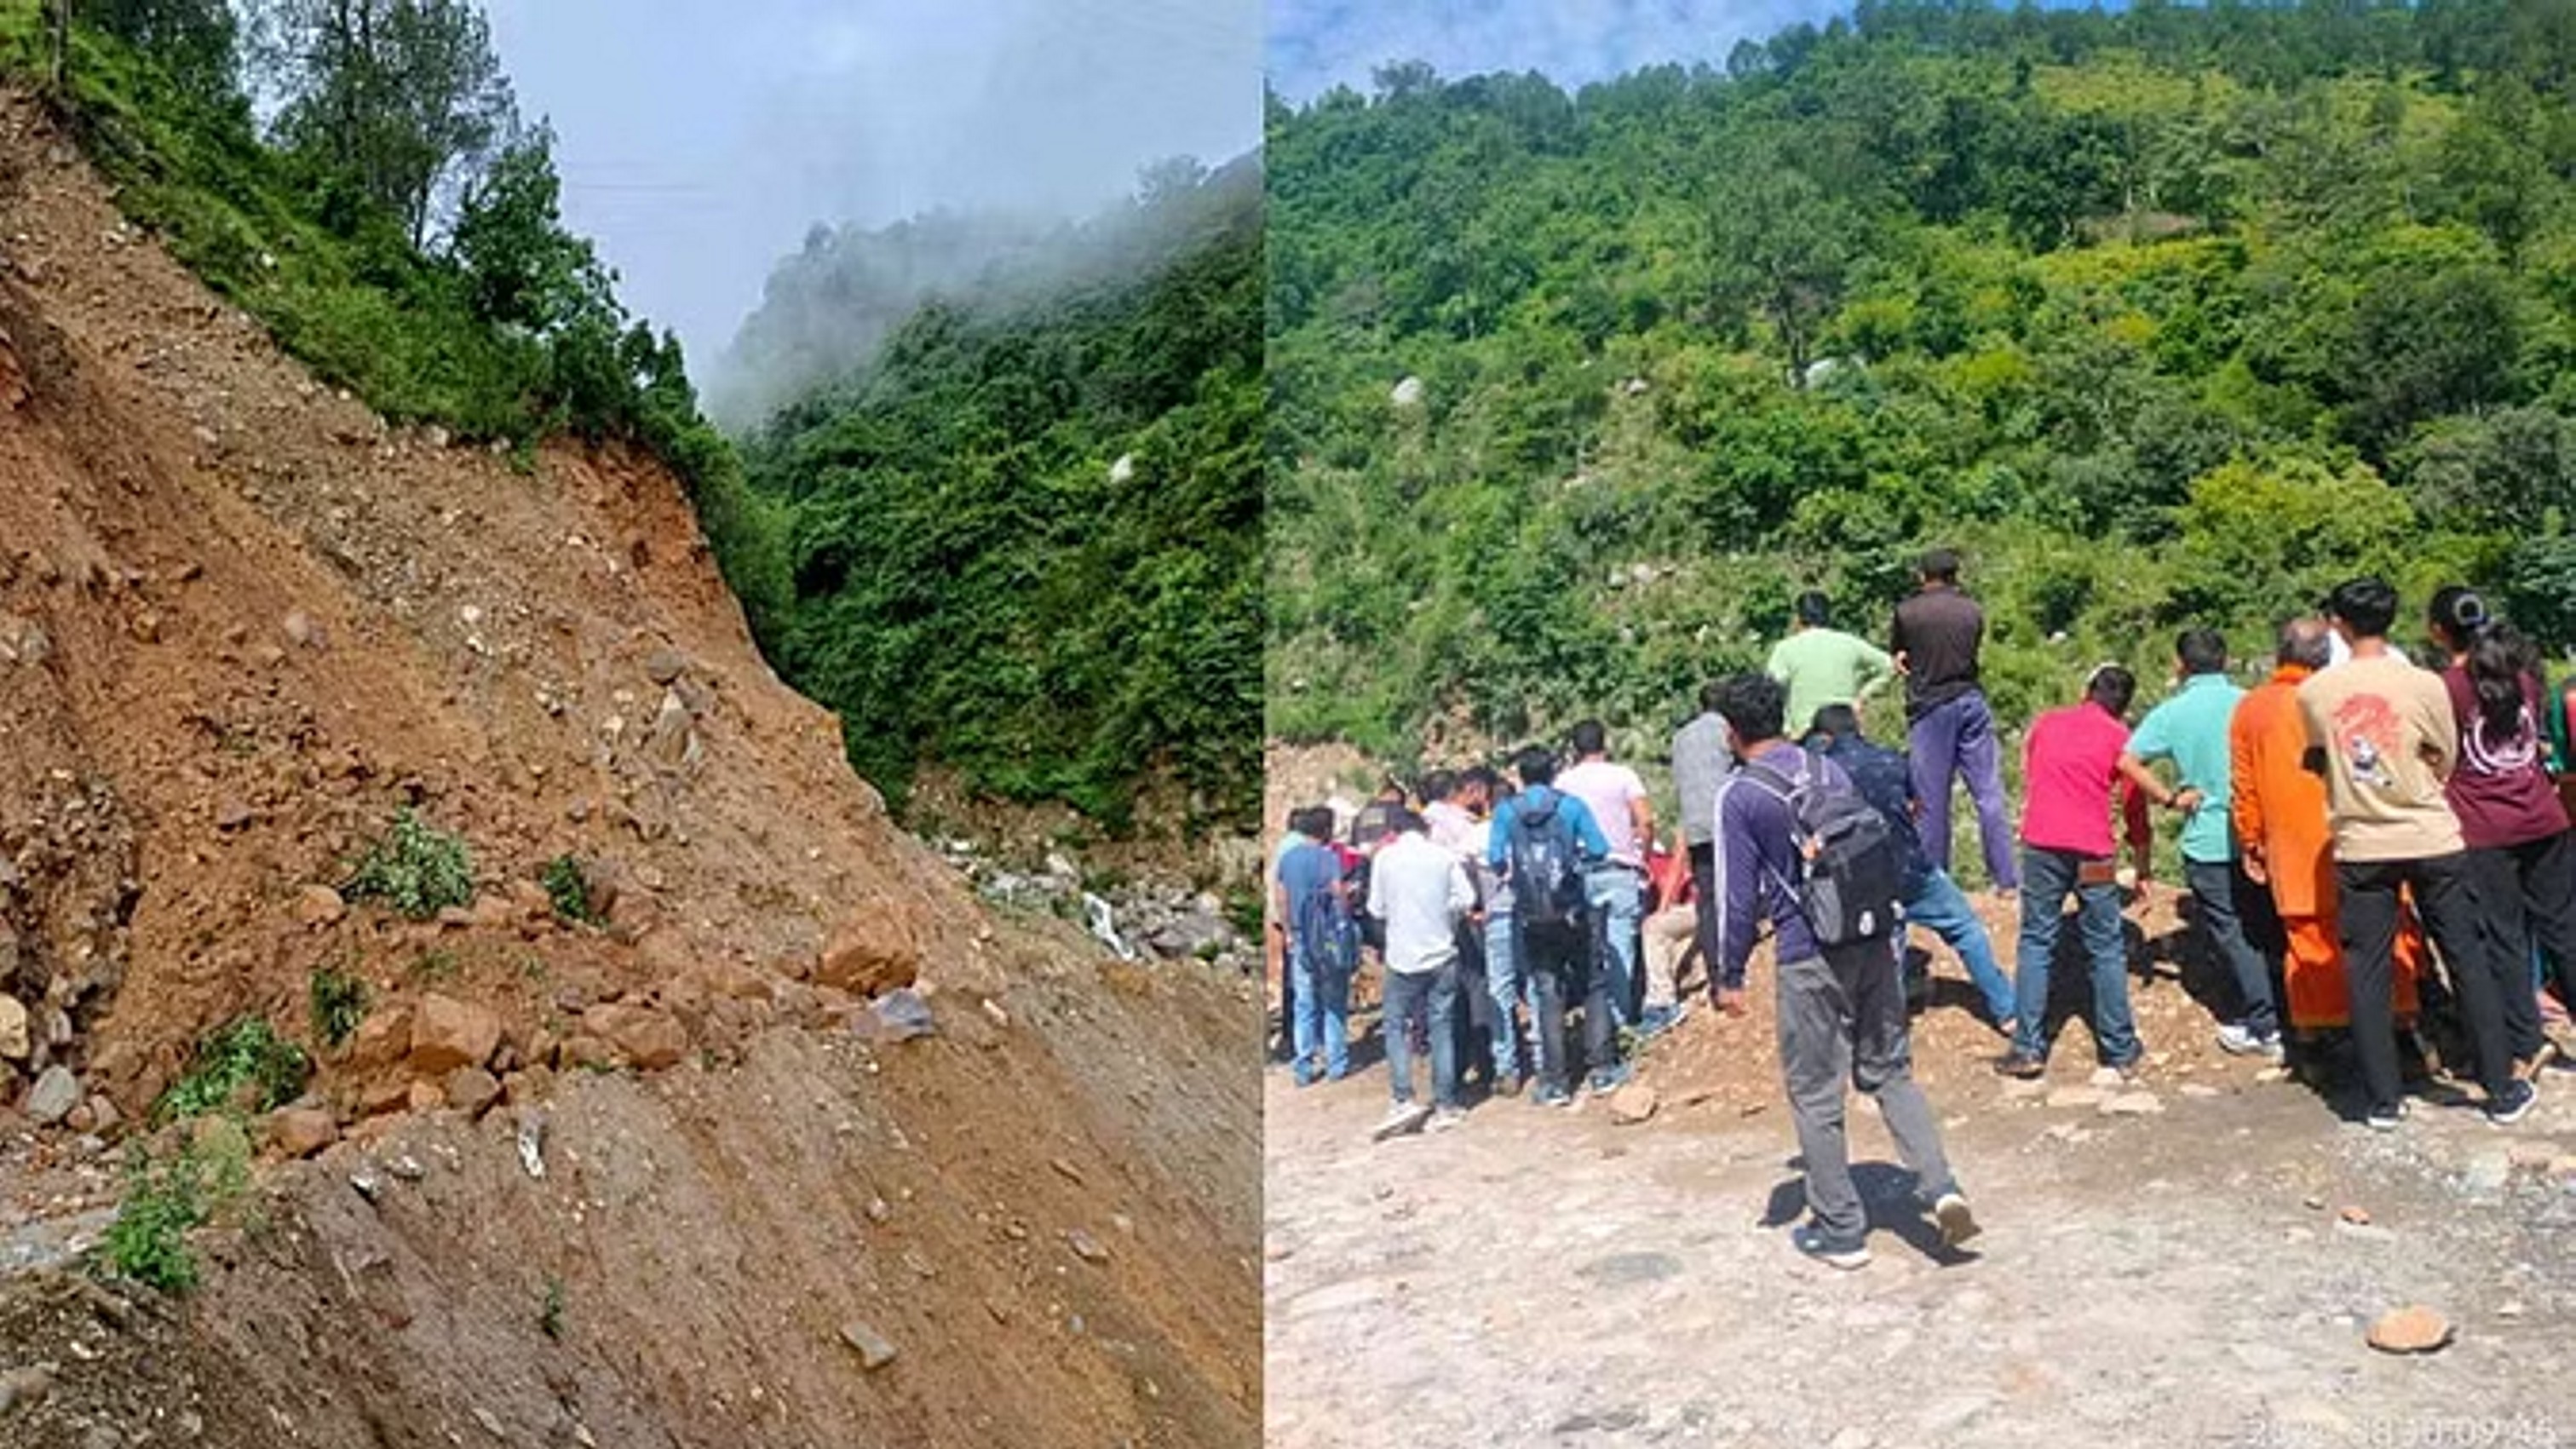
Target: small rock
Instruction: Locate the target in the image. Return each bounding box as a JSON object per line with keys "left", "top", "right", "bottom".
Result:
{"left": 281, "top": 609, "right": 325, "bottom": 650}
{"left": 293, "top": 884, "right": 348, "bottom": 927}
{"left": 838, "top": 1320, "right": 898, "bottom": 1371}
{"left": 26, "top": 1064, "right": 80, "bottom": 1124}
{"left": 2303, "top": 1194, "right": 2326, "bottom": 1210}
{"left": 0, "top": 996, "right": 27, "bottom": 1061}
{"left": 1066, "top": 1228, "right": 1110, "bottom": 1264}
{"left": 2339, "top": 1205, "right": 2372, "bottom": 1226}
{"left": 642, "top": 647, "right": 688, "bottom": 686}
{"left": 2366, "top": 1305, "right": 2452, "bottom": 1354}
{"left": 214, "top": 799, "right": 255, "bottom": 832}
{"left": 1607, "top": 1083, "right": 1659, "bottom": 1124}
{"left": 1050, "top": 1157, "right": 1085, "bottom": 1187}
{"left": 445, "top": 1066, "right": 503, "bottom": 1118}
{"left": 2179, "top": 1083, "right": 2222, "bottom": 1099}
{"left": 982, "top": 998, "right": 1010, "bottom": 1029}
{"left": 471, "top": 1406, "right": 503, "bottom": 1439}
{"left": 408, "top": 993, "right": 502, "bottom": 1074}
{"left": 269, "top": 1107, "right": 338, "bottom": 1159}
{"left": 85, "top": 1095, "right": 119, "bottom": 1133}
{"left": 0, "top": 1364, "right": 56, "bottom": 1412}
{"left": 865, "top": 1197, "right": 891, "bottom": 1224}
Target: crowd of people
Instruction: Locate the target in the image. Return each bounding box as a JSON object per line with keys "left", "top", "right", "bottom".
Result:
{"left": 1270, "top": 549, "right": 2576, "bottom": 1268}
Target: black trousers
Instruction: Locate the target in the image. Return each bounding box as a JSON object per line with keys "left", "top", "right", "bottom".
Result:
{"left": 1525, "top": 917, "right": 1614, "bottom": 1092}
{"left": 2464, "top": 831, "right": 2576, "bottom": 1061}
{"left": 1452, "top": 919, "right": 1494, "bottom": 1083}
{"left": 2338, "top": 852, "right": 2516, "bottom": 1113}
{"left": 1688, "top": 842, "right": 1726, "bottom": 992}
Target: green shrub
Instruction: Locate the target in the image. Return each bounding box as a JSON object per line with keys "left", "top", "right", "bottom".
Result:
{"left": 308, "top": 965, "right": 370, "bottom": 1049}
{"left": 345, "top": 808, "right": 474, "bottom": 920}
{"left": 102, "top": 1133, "right": 250, "bottom": 1295}
{"left": 154, "top": 1017, "right": 309, "bottom": 1124}
{"left": 539, "top": 854, "right": 599, "bottom": 925}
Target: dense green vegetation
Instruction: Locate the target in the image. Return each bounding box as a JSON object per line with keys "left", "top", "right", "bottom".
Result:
{"left": 1267, "top": 0, "right": 2576, "bottom": 766}
{"left": 731, "top": 158, "right": 1262, "bottom": 831}
{"left": 0, "top": 0, "right": 789, "bottom": 633}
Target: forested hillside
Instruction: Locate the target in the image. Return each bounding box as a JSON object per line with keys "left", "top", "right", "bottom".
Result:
{"left": 1267, "top": 0, "right": 2576, "bottom": 761}
{"left": 729, "top": 157, "right": 1262, "bottom": 831}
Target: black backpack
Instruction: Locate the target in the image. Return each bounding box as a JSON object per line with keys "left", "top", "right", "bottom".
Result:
{"left": 1743, "top": 752, "right": 1904, "bottom": 947}
{"left": 1507, "top": 792, "right": 1590, "bottom": 929}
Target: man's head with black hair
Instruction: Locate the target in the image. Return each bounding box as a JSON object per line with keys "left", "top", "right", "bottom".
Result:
{"left": 1699, "top": 680, "right": 1727, "bottom": 716}
{"left": 1421, "top": 768, "right": 1458, "bottom": 803}
{"left": 1568, "top": 719, "right": 1608, "bottom": 759}
{"left": 1515, "top": 747, "right": 1558, "bottom": 790}
{"left": 1712, "top": 673, "right": 1788, "bottom": 752}
{"left": 1794, "top": 591, "right": 1831, "bottom": 629}
{"left": 2325, "top": 577, "right": 2400, "bottom": 642}
{"left": 1810, "top": 703, "right": 1863, "bottom": 742}
{"left": 1291, "top": 805, "right": 1333, "bottom": 842}
{"left": 2176, "top": 628, "right": 2228, "bottom": 678}
{"left": 1457, "top": 765, "right": 1497, "bottom": 812}
{"left": 2086, "top": 664, "right": 2137, "bottom": 718}
{"left": 2277, "top": 617, "right": 2333, "bottom": 671}
{"left": 1919, "top": 548, "right": 1961, "bottom": 585}
{"left": 1389, "top": 808, "right": 1426, "bottom": 836}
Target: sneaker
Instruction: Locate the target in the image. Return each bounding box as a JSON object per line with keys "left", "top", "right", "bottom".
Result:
{"left": 1291, "top": 1063, "right": 1319, "bottom": 1088}
{"left": 1588, "top": 1063, "right": 1634, "bottom": 1095}
{"left": 1370, "top": 1101, "right": 1432, "bottom": 1141}
{"left": 1532, "top": 1084, "right": 1573, "bottom": 1109}
{"left": 1429, "top": 1106, "right": 1468, "bottom": 1134}
{"left": 2216, "top": 1023, "right": 2285, "bottom": 1061}
{"left": 2365, "top": 1100, "right": 2412, "bottom": 1132}
{"left": 1933, "top": 1191, "right": 1981, "bottom": 1250}
{"left": 1790, "top": 1225, "right": 1872, "bottom": 1271}
{"left": 1492, "top": 1072, "right": 1525, "bottom": 1099}
{"left": 2486, "top": 1078, "right": 2539, "bottom": 1127}
{"left": 1636, "top": 1003, "right": 1688, "bottom": 1040}
{"left": 1993, "top": 1050, "right": 2046, "bottom": 1080}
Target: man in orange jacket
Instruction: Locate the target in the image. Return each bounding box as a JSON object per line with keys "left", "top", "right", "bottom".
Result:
{"left": 2230, "top": 618, "right": 2421, "bottom": 1050}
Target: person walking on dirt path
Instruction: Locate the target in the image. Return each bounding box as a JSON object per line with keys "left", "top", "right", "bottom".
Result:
{"left": 2426, "top": 586, "right": 2576, "bottom": 1083}
{"left": 2233, "top": 618, "right": 2427, "bottom": 1060}
{"left": 1277, "top": 806, "right": 1358, "bottom": 1085}
{"left": 2119, "top": 629, "right": 2287, "bottom": 1062}
{"left": 1560, "top": 721, "right": 1655, "bottom": 1030}
{"left": 1489, "top": 748, "right": 1620, "bottom": 1106}
{"left": 1708, "top": 673, "right": 1980, "bottom": 1271}
{"left": 1892, "top": 549, "right": 2020, "bottom": 894}
{"left": 1462, "top": 764, "right": 1531, "bottom": 1095}
{"left": 1423, "top": 769, "right": 1497, "bottom": 1089}
{"left": 1808, "top": 704, "right": 2019, "bottom": 1037}
{"left": 2301, "top": 577, "right": 2532, "bottom": 1129}
{"left": 1768, "top": 591, "right": 1895, "bottom": 750}
{"left": 1367, "top": 809, "right": 1477, "bottom": 1138}
{"left": 1672, "top": 683, "right": 1742, "bottom": 1015}
{"left": 1996, "top": 666, "right": 2160, "bottom": 1081}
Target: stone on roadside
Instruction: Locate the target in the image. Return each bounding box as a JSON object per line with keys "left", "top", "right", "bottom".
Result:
{"left": 269, "top": 1107, "right": 339, "bottom": 1159}
{"left": 2366, "top": 1305, "right": 2452, "bottom": 1354}
{"left": 407, "top": 993, "right": 501, "bottom": 1074}
{"left": 25, "top": 1065, "right": 80, "bottom": 1125}
{"left": 838, "top": 1320, "right": 898, "bottom": 1371}
{"left": 1608, "top": 1083, "right": 1659, "bottom": 1124}
{"left": 1066, "top": 1228, "right": 1110, "bottom": 1264}
{"left": 445, "top": 1066, "right": 503, "bottom": 1118}
{"left": 816, "top": 915, "right": 922, "bottom": 998}
{"left": 0, "top": 996, "right": 27, "bottom": 1061}
{"left": 581, "top": 1003, "right": 687, "bottom": 1070}
{"left": 643, "top": 647, "right": 689, "bottom": 687}
{"left": 2338, "top": 1205, "right": 2372, "bottom": 1226}
{"left": 293, "top": 884, "right": 347, "bottom": 927}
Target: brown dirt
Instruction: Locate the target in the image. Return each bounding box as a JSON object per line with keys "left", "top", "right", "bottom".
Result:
{"left": 0, "top": 88, "right": 1255, "bottom": 1446}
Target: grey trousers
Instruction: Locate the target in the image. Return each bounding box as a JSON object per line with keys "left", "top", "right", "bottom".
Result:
{"left": 1777, "top": 939, "right": 1960, "bottom": 1245}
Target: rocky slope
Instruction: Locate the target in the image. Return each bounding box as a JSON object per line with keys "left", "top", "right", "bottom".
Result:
{"left": 0, "top": 88, "right": 1256, "bottom": 1446}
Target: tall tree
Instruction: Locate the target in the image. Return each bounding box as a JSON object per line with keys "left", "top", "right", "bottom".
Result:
{"left": 1705, "top": 149, "right": 1866, "bottom": 387}
{"left": 259, "top": 0, "right": 516, "bottom": 246}
{"left": 90, "top": 0, "right": 241, "bottom": 110}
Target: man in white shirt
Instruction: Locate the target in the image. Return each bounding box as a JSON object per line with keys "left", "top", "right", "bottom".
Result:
{"left": 1367, "top": 809, "right": 1477, "bottom": 1139}
{"left": 1558, "top": 719, "right": 1656, "bottom": 1034}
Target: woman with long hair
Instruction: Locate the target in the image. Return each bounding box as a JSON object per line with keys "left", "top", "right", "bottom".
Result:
{"left": 2428, "top": 584, "right": 2573, "bottom": 1083}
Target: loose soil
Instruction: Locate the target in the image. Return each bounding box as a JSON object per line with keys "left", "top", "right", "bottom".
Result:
{"left": 0, "top": 87, "right": 1256, "bottom": 1447}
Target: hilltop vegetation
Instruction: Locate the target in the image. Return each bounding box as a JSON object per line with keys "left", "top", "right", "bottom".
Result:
{"left": 727, "top": 158, "right": 1263, "bottom": 831}
{"left": 1267, "top": 0, "right": 2576, "bottom": 762}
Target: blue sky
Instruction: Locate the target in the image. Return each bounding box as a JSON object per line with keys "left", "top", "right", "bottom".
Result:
{"left": 486, "top": 0, "right": 1261, "bottom": 375}
{"left": 1268, "top": 0, "right": 1855, "bottom": 102}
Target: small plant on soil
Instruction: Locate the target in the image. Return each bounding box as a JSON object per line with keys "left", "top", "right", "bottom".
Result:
{"left": 540, "top": 1275, "right": 566, "bottom": 1339}
{"left": 103, "top": 1132, "right": 249, "bottom": 1294}
{"left": 540, "top": 853, "right": 601, "bottom": 925}
{"left": 345, "top": 808, "right": 474, "bottom": 920}
{"left": 308, "top": 965, "right": 370, "bottom": 1049}
{"left": 155, "top": 1017, "right": 310, "bottom": 1123}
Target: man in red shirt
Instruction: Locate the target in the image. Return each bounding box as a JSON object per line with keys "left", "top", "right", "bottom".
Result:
{"left": 1998, "top": 666, "right": 2171, "bottom": 1078}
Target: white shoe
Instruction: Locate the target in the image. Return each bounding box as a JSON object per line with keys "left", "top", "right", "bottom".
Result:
{"left": 1371, "top": 1101, "right": 1432, "bottom": 1142}
{"left": 1429, "top": 1106, "right": 1467, "bottom": 1133}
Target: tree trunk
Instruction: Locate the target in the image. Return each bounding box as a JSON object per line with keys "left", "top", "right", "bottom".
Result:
{"left": 44, "top": 0, "right": 70, "bottom": 95}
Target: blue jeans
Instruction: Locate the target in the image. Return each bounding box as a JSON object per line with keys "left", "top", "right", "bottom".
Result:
{"left": 1484, "top": 910, "right": 1525, "bottom": 1081}
{"left": 2011, "top": 847, "right": 2139, "bottom": 1066}
{"left": 2186, "top": 858, "right": 2280, "bottom": 1038}
{"left": 1290, "top": 941, "right": 1351, "bottom": 1080}
{"left": 1382, "top": 963, "right": 1461, "bottom": 1107}
{"left": 1586, "top": 864, "right": 1644, "bottom": 1027}
{"left": 1909, "top": 690, "right": 2020, "bottom": 891}
{"left": 1904, "top": 867, "right": 2015, "bottom": 1024}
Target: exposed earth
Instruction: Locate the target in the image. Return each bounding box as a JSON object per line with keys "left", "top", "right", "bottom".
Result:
{"left": 1265, "top": 883, "right": 2576, "bottom": 1447}
{"left": 0, "top": 86, "right": 1257, "bottom": 1447}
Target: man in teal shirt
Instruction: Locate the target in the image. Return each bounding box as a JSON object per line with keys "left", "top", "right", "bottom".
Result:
{"left": 1768, "top": 592, "right": 1895, "bottom": 742}
{"left": 2118, "top": 628, "right": 2285, "bottom": 1059}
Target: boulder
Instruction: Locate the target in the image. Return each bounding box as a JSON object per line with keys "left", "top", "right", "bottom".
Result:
{"left": 816, "top": 912, "right": 922, "bottom": 998}
{"left": 25, "top": 1065, "right": 81, "bottom": 1125}
{"left": 348, "top": 1003, "right": 414, "bottom": 1071}
{"left": 583, "top": 1003, "right": 687, "bottom": 1070}
{"left": 407, "top": 994, "right": 501, "bottom": 1074}
{"left": 269, "top": 1107, "right": 339, "bottom": 1158}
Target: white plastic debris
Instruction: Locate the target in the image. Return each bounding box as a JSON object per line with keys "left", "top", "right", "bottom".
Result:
{"left": 1084, "top": 893, "right": 1137, "bottom": 962}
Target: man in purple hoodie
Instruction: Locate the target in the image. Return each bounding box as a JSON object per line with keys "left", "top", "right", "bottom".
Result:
{"left": 1711, "top": 672, "right": 1979, "bottom": 1270}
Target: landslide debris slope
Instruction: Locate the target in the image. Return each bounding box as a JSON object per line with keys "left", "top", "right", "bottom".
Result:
{"left": 0, "top": 88, "right": 1256, "bottom": 1448}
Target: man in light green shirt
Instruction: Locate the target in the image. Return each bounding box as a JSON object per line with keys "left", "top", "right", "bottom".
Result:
{"left": 1768, "top": 592, "right": 1895, "bottom": 739}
